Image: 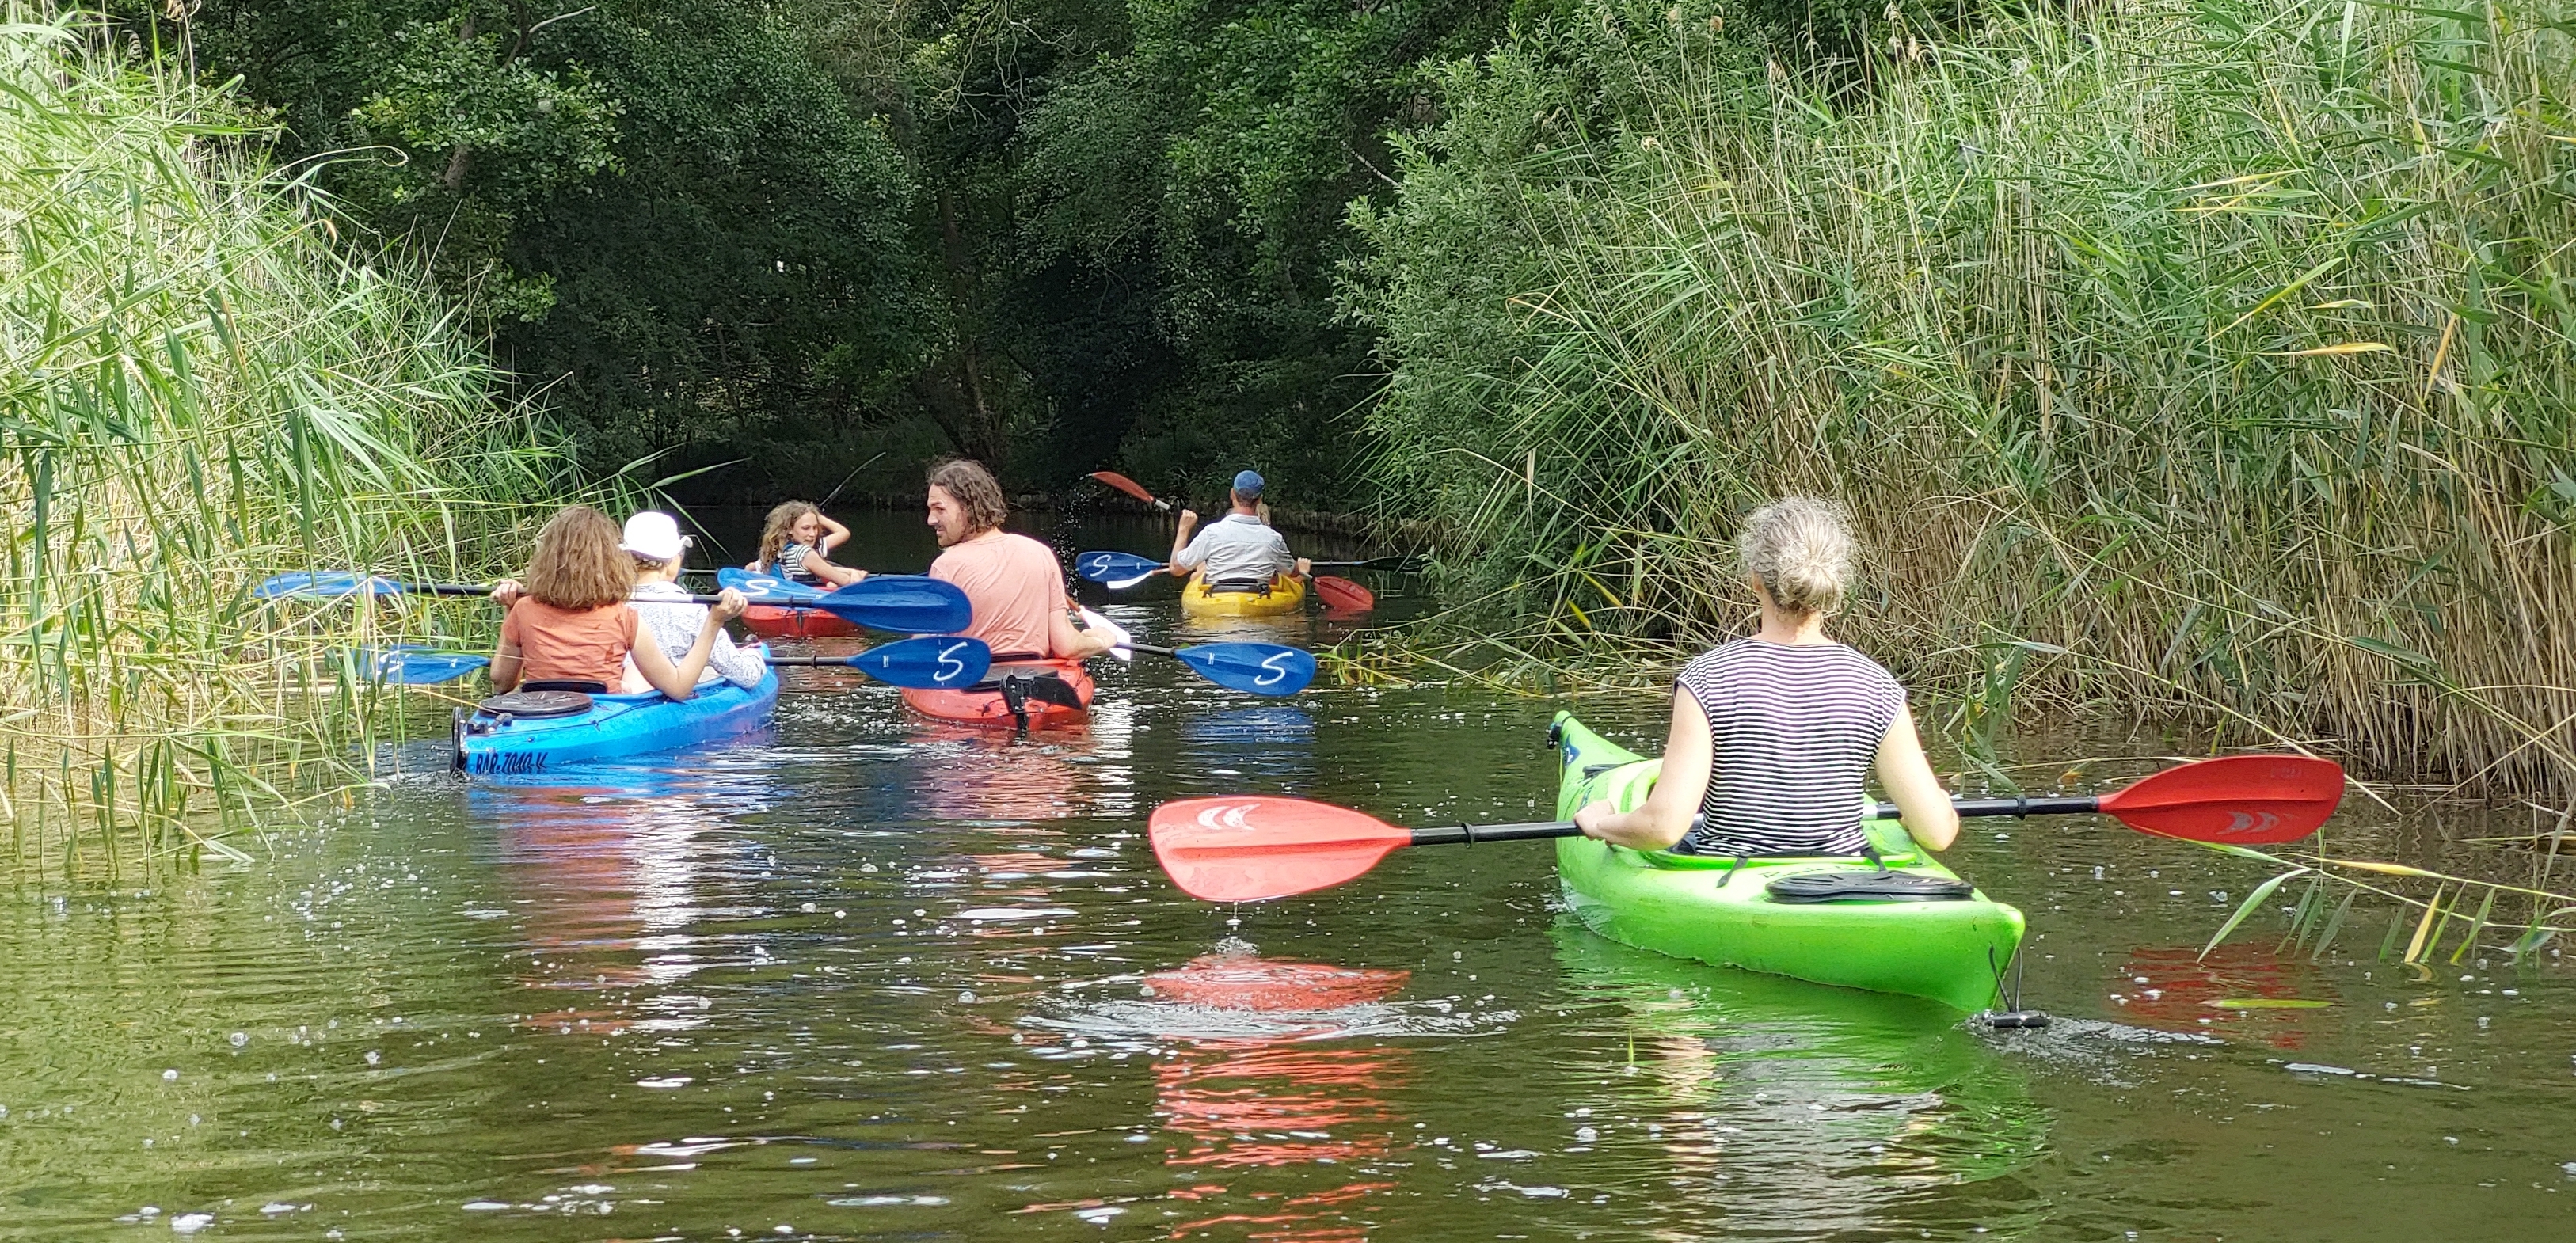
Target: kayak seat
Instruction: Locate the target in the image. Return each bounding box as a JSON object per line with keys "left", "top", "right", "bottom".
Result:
{"left": 474, "top": 690, "right": 594, "bottom": 718}
{"left": 1764, "top": 870, "right": 1977, "bottom": 903}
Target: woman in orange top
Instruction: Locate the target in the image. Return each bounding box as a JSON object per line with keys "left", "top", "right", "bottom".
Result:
{"left": 488, "top": 507, "right": 748, "bottom": 700}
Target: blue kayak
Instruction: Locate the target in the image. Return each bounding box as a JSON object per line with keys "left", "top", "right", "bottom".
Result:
{"left": 453, "top": 669, "right": 781, "bottom": 776}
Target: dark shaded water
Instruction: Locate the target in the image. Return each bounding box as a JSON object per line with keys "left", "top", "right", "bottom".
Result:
{"left": 3, "top": 512, "right": 2572, "bottom": 1240}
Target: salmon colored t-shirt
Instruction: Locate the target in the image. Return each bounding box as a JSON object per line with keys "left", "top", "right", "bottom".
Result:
{"left": 499, "top": 599, "right": 639, "bottom": 687}
{"left": 930, "top": 530, "right": 1067, "bottom": 658}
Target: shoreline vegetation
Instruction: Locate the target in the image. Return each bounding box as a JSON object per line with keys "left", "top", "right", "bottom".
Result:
{"left": 2, "top": 10, "right": 570, "bottom": 875}
{"left": 1349, "top": 0, "right": 2576, "bottom": 800}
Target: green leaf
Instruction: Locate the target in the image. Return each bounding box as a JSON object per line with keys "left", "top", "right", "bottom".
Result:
{"left": 2202, "top": 869, "right": 2310, "bottom": 960}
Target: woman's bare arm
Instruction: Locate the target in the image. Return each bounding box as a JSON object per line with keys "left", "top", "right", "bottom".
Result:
{"left": 1573, "top": 691, "right": 1710, "bottom": 850}
{"left": 489, "top": 641, "right": 523, "bottom": 693}
{"left": 1874, "top": 705, "right": 1958, "bottom": 851}
{"left": 631, "top": 591, "right": 748, "bottom": 699}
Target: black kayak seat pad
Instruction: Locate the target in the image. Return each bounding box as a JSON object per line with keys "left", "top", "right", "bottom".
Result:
{"left": 475, "top": 689, "right": 595, "bottom": 718}
{"left": 1765, "top": 869, "right": 1977, "bottom": 903}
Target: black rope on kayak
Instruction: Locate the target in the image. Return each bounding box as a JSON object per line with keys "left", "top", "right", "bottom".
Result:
{"left": 1712, "top": 853, "right": 1752, "bottom": 888}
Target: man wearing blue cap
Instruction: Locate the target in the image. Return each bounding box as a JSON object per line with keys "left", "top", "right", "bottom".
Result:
{"left": 1168, "top": 469, "right": 1311, "bottom": 591}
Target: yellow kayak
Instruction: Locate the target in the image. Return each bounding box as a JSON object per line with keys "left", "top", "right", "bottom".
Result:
{"left": 1180, "top": 573, "right": 1306, "bottom": 617}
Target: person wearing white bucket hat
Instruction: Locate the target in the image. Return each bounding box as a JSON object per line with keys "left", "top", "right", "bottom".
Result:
{"left": 619, "top": 511, "right": 766, "bottom": 691}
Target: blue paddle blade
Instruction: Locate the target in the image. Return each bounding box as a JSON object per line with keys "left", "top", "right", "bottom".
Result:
{"left": 257, "top": 572, "right": 405, "bottom": 600}
{"left": 1075, "top": 550, "right": 1167, "bottom": 583}
{"left": 850, "top": 637, "right": 993, "bottom": 689}
{"left": 1174, "top": 641, "right": 1316, "bottom": 697}
{"left": 717, "top": 565, "right": 823, "bottom": 603}
{"left": 341, "top": 645, "right": 489, "bottom": 684}
{"left": 815, "top": 575, "right": 972, "bottom": 635}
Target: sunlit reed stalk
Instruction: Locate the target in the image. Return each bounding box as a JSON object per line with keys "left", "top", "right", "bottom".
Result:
{"left": 1356, "top": 0, "right": 2576, "bottom": 797}
{"left": 2, "top": 8, "right": 575, "bottom": 876}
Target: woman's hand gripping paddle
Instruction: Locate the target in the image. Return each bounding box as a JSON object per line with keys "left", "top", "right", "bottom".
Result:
{"left": 761, "top": 637, "right": 993, "bottom": 690}
{"left": 1148, "top": 755, "right": 2346, "bottom": 903}
{"left": 257, "top": 570, "right": 970, "bottom": 635}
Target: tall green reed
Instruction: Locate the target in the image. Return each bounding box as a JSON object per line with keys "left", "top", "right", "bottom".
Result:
{"left": 1353, "top": 0, "right": 2576, "bottom": 795}
{"left": 2, "top": 8, "right": 573, "bottom": 876}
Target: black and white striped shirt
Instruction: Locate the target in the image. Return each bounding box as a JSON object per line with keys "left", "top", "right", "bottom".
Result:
{"left": 1672, "top": 640, "right": 1904, "bottom": 857}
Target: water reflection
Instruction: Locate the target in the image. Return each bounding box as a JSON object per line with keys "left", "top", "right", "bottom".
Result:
{"left": 1549, "top": 924, "right": 2047, "bottom": 1236}
{"left": 896, "top": 696, "right": 1138, "bottom": 823}
{"left": 467, "top": 762, "right": 778, "bottom": 1036}
{"left": 2115, "top": 944, "right": 2338, "bottom": 1050}
{"left": 1028, "top": 950, "right": 1448, "bottom": 1239}
{"left": 1177, "top": 706, "right": 1317, "bottom": 786}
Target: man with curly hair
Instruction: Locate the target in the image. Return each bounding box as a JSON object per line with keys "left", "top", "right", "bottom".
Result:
{"left": 925, "top": 458, "right": 1114, "bottom": 661}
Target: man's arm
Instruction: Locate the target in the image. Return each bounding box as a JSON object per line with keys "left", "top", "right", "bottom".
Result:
{"left": 1049, "top": 602, "right": 1117, "bottom": 660}
{"left": 1168, "top": 510, "right": 1205, "bottom": 576}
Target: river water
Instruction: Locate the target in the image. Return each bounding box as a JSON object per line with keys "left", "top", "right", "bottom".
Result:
{"left": 3, "top": 511, "right": 2571, "bottom": 1241}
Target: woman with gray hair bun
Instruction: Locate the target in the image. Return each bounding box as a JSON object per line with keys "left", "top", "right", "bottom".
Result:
{"left": 1573, "top": 497, "right": 1961, "bottom": 857}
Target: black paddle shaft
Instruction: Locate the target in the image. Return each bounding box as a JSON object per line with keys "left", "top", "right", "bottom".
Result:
{"left": 417, "top": 582, "right": 751, "bottom": 607}
{"left": 1868, "top": 794, "right": 2104, "bottom": 820}
{"left": 1416, "top": 796, "right": 2111, "bottom": 847}
{"left": 1410, "top": 819, "right": 1585, "bottom": 846}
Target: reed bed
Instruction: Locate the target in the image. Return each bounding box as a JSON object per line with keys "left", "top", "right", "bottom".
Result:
{"left": 2, "top": 10, "right": 570, "bottom": 876}
{"left": 1355, "top": 0, "right": 2576, "bottom": 796}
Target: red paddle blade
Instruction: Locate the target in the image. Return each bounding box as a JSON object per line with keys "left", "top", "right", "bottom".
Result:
{"left": 2099, "top": 755, "right": 2346, "bottom": 845}
{"left": 1311, "top": 575, "right": 1375, "bottom": 611}
{"left": 1087, "top": 470, "right": 1162, "bottom": 507}
{"left": 1150, "top": 796, "right": 1411, "bottom": 902}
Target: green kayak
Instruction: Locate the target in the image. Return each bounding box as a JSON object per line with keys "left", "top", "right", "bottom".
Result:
{"left": 1551, "top": 711, "right": 2024, "bottom": 1013}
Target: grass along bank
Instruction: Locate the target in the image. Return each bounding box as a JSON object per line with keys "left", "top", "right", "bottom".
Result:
{"left": 2, "top": 10, "right": 573, "bottom": 876}
{"left": 1350, "top": 0, "right": 2576, "bottom": 796}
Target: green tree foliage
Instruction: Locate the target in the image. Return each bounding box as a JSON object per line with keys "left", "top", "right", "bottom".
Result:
{"left": 1014, "top": 0, "right": 1529, "bottom": 500}
{"left": 793, "top": 0, "right": 1526, "bottom": 500}
{"left": 120, "top": 0, "right": 923, "bottom": 473}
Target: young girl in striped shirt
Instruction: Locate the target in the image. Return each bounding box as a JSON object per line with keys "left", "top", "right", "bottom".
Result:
{"left": 1572, "top": 498, "right": 1959, "bottom": 857}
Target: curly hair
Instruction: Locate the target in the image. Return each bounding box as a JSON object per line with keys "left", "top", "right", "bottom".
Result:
{"left": 523, "top": 506, "right": 635, "bottom": 610}
{"left": 757, "top": 500, "right": 821, "bottom": 569}
{"left": 927, "top": 458, "right": 1009, "bottom": 535}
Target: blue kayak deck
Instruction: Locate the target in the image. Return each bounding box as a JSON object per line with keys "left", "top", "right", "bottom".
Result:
{"left": 458, "top": 670, "right": 781, "bottom": 775}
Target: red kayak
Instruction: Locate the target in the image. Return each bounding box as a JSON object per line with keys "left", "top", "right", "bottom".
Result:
{"left": 740, "top": 604, "right": 860, "bottom": 638}
{"left": 902, "top": 658, "right": 1093, "bottom": 728}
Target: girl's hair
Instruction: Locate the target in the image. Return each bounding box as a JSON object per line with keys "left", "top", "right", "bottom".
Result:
{"left": 524, "top": 506, "right": 634, "bottom": 610}
{"left": 1738, "top": 496, "right": 1855, "bottom": 617}
{"left": 758, "top": 500, "right": 820, "bottom": 568}
{"left": 926, "top": 458, "right": 1009, "bottom": 534}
